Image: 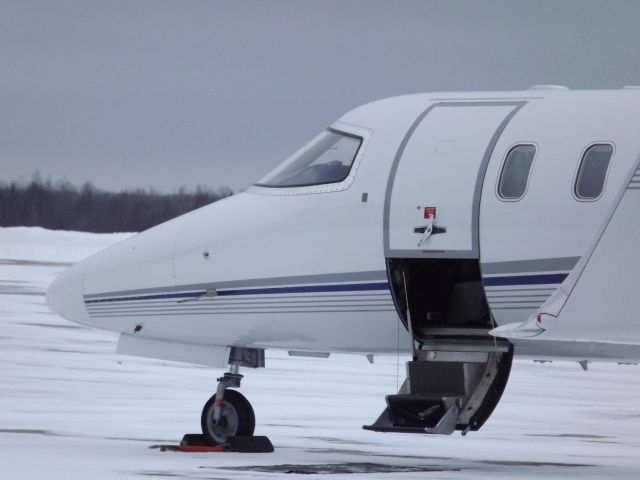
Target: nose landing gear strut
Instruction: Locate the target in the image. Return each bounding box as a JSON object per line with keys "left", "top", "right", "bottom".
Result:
{"left": 200, "top": 347, "right": 265, "bottom": 446}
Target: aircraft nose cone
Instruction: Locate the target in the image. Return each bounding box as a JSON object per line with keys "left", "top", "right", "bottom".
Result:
{"left": 46, "top": 265, "right": 91, "bottom": 326}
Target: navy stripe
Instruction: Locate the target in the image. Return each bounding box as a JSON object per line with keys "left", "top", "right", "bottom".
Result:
{"left": 219, "top": 282, "right": 389, "bottom": 297}
{"left": 482, "top": 273, "right": 567, "bottom": 287}
{"left": 86, "top": 302, "right": 395, "bottom": 312}
{"left": 85, "top": 281, "right": 390, "bottom": 305}
{"left": 86, "top": 291, "right": 204, "bottom": 304}
{"left": 84, "top": 292, "right": 390, "bottom": 307}
{"left": 84, "top": 273, "right": 565, "bottom": 306}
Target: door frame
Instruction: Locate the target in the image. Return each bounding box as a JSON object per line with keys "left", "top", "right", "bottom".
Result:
{"left": 383, "top": 101, "right": 527, "bottom": 259}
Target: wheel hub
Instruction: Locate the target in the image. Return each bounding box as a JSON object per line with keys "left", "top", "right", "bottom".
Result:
{"left": 208, "top": 401, "right": 239, "bottom": 443}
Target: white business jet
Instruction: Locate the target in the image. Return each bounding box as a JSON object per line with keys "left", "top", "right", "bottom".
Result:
{"left": 47, "top": 86, "right": 640, "bottom": 444}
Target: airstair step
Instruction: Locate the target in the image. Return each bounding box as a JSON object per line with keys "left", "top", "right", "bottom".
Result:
{"left": 364, "top": 395, "right": 462, "bottom": 434}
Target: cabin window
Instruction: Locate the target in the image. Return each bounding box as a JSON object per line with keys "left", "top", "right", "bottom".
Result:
{"left": 497, "top": 144, "right": 536, "bottom": 200}
{"left": 574, "top": 144, "right": 613, "bottom": 200}
{"left": 255, "top": 129, "right": 362, "bottom": 188}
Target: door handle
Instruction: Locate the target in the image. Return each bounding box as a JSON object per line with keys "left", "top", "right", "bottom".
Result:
{"left": 414, "top": 219, "right": 446, "bottom": 247}
{"left": 414, "top": 226, "right": 447, "bottom": 234}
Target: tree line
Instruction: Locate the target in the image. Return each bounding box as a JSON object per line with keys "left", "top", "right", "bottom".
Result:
{"left": 0, "top": 176, "right": 233, "bottom": 233}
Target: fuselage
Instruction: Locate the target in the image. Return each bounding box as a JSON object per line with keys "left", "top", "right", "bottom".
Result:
{"left": 47, "top": 87, "right": 640, "bottom": 362}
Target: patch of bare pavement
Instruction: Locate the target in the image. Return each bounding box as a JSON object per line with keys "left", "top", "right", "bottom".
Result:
{"left": 201, "top": 458, "right": 592, "bottom": 475}
{"left": 219, "top": 462, "right": 456, "bottom": 474}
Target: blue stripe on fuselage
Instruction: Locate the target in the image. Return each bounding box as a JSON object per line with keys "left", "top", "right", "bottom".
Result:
{"left": 482, "top": 273, "right": 568, "bottom": 287}
{"left": 84, "top": 272, "right": 569, "bottom": 306}
{"left": 84, "top": 281, "right": 391, "bottom": 305}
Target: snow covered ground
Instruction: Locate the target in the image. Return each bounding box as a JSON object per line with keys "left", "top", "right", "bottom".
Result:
{"left": 1, "top": 226, "right": 640, "bottom": 479}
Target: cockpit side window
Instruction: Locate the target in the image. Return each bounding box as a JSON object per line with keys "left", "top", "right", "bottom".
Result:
{"left": 255, "top": 129, "right": 362, "bottom": 188}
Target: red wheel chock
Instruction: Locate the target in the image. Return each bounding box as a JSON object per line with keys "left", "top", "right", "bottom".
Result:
{"left": 151, "top": 434, "right": 274, "bottom": 453}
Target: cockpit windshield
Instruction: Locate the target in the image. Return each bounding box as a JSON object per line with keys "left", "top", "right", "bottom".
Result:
{"left": 255, "top": 129, "right": 362, "bottom": 188}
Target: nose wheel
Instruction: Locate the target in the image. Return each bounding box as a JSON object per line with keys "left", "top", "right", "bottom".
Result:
{"left": 201, "top": 388, "right": 255, "bottom": 444}
{"left": 199, "top": 348, "right": 265, "bottom": 446}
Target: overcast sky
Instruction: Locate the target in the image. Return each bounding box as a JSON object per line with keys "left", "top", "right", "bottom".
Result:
{"left": 2, "top": 0, "right": 640, "bottom": 192}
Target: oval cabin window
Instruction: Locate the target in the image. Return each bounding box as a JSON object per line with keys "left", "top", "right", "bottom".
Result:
{"left": 497, "top": 144, "right": 536, "bottom": 200}
{"left": 574, "top": 144, "right": 613, "bottom": 200}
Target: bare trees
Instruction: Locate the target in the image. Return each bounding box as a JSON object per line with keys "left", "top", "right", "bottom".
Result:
{"left": 0, "top": 176, "right": 232, "bottom": 233}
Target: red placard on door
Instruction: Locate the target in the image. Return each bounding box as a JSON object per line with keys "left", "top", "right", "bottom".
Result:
{"left": 424, "top": 207, "right": 436, "bottom": 219}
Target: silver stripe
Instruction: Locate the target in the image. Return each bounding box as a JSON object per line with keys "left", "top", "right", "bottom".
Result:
{"left": 486, "top": 293, "right": 551, "bottom": 299}
{"left": 481, "top": 257, "right": 579, "bottom": 275}
{"left": 491, "top": 306, "right": 538, "bottom": 310}
{"left": 487, "top": 300, "right": 548, "bottom": 305}
{"left": 485, "top": 290, "right": 556, "bottom": 296}
{"left": 90, "top": 305, "right": 393, "bottom": 317}
{"left": 489, "top": 297, "right": 543, "bottom": 301}
{"left": 487, "top": 292, "right": 550, "bottom": 298}
{"left": 488, "top": 300, "right": 545, "bottom": 305}
{"left": 88, "top": 306, "right": 396, "bottom": 314}
{"left": 488, "top": 303, "right": 546, "bottom": 308}
{"left": 88, "top": 308, "right": 396, "bottom": 318}
{"left": 628, "top": 163, "right": 640, "bottom": 186}
{"left": 89, "top": 310, "right": 397, "bottom": 318}
{"left": 490, "top": 306, "right": 541, "bottom": 310}
{"left": 83, "top": 270, "right": 388, "bottom": 300}
{"left": 85, "top": 298, "right": 395, "bottom": 311}
{"left": 84, "top": 292, "right": 392, "bottom": 306}
{"left": 85, "top": 293, "right": 393, "bottom": 304}
{"left": 484, "top": 286, "right": 555, "bottom": 291}
{"left": 87, "top": 302, "right": 395, "bottom": 313}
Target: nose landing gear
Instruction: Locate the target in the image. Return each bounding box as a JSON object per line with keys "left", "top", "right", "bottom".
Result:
{"left": 199, "top": 347, "right": 265, "bottom": 446}
{"left": 201, "top": 367, "right": 256, "bottom": 444}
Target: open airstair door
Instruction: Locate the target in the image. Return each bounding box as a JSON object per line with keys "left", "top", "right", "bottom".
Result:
{"left": 366, "top": 102, "right": 523, "bottom": 436}
{"left": 385, "top": 101, "right": 525, "bottom": 337}
{"left": 386, "top": 102, "right": 524, "bottom": 259}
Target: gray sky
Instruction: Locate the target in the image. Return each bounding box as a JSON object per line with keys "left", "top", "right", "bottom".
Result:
{"left": 2, "top": 0, "right": 640, "bottom": 192}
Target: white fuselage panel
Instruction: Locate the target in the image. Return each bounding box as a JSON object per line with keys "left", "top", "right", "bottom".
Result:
{"left": 45, "top": 89, "right": 640, "bottom": 361}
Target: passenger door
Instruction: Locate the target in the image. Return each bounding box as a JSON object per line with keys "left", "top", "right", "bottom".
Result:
{"left": 385, "top": 102, "right": 523, "bottom": 258}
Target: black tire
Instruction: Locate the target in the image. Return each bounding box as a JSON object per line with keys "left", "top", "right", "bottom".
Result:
{"left": 200, "top": 389, "right": 255, "bottom": 445}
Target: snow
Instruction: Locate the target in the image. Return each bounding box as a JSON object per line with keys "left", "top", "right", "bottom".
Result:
{"left": 0, "top": 226, "right": 133, "bottom": 263}
{"left": 1, "top": 226, "right": 640, "bottom": 479}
